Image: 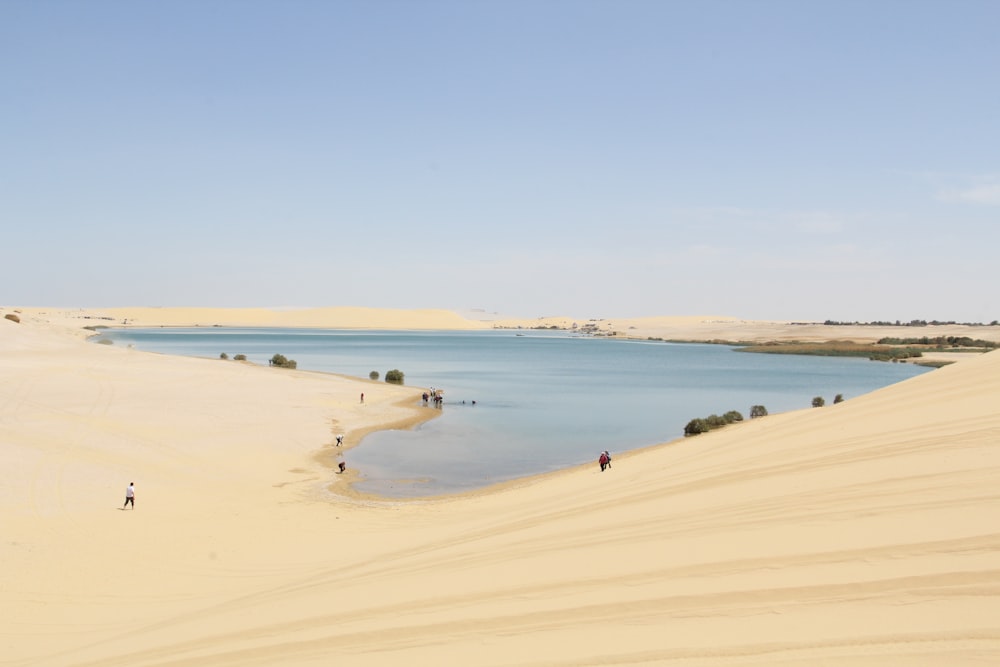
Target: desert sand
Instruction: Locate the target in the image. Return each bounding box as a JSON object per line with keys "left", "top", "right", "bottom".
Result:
{"left": 2, "top": 306, "right": 998, "bottom": 666}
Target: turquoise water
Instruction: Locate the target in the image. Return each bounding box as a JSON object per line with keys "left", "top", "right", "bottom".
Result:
{"left": 99, "top": 328, "right": 931, "bottom": 497}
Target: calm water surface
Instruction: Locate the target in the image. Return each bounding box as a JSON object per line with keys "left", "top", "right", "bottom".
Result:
{"left": 99, "top": 328, "right": 931, "bottom": 497}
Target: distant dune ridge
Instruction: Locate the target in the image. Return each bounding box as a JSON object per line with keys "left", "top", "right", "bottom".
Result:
{"left": 2, "top": 306, "right": 998, "bottom": 665}
{"left": 11, "top": 305, "right": 1000, "bottom": 344}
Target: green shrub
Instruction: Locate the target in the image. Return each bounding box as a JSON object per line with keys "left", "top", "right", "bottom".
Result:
{"left": 705, "top": 414, "right": 727, "bottom": 429}
{"left": 385, "top": 369, "right": 404, "bottom": 384}
{"left": 684, "top": 409, "right": 744, "bottom": 436}
{"left": 833, "top": 394, "right": 844, "bottom": 404}
{"left": 234, "top": 354, "right": 247, "bottom": 361}
{"left": 684, "top": 418, "right": 709, "bottom": 436}
{"left": 220, "top": 352, "right": 229, "bottom": 360}
{"left": 750, "top": 405, "right": 768, "bottom": 418}
{"left": 369, "top": 371, "right": 379, "bottom": 380}
{"left": 270, "top": 353, "right": 297, "bottom": 369}
{"left": 812, "top": 396, "right": 825, "bottom": 408}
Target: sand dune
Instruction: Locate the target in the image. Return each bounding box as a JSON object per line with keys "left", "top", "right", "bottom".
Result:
{"left": 7, "top": 306, "right": 491, "bottom": 335}
{"left": 1, "top": 309, "right": 998, "bottom": 665}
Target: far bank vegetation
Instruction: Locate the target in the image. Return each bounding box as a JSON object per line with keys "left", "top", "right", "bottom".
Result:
{"left": 737, "top": 341, "right": 926, "bottom": 361}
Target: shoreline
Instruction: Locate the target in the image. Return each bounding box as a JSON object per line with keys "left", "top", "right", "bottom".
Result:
{"left": 86, "top": 319, "right": 939, "bottom": 502}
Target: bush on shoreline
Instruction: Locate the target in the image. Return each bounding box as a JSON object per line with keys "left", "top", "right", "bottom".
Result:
{"left": 270, "top": 353, "right": 298, "bottom": 369}
{"left": 385, "top": 369, "right": 404, "bottom": 384}
{"left": 684, "top": 410, "right": 744, "bottom": 436}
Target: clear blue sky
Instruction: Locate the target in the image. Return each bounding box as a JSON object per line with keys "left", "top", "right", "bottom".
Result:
{"left": 3, "top": 1, "right": 998, "bottom": 322}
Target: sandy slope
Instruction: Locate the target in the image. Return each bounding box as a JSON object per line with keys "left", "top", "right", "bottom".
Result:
{"left": 8, "top": 306, "right": 490, "bottom": 334}
{"left": 1, "top": 309, "right": 998, "bottom": 665}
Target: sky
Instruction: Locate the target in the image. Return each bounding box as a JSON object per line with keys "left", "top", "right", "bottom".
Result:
{"left": 2, "top": 0, "right": 998, "bottom": 322}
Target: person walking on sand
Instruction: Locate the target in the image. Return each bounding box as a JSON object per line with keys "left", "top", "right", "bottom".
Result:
{"left": 336, "top": 434, "right": 344, "bottom": 447}
{"left": 123, "top": 482, "right": 135, "bottom": 509}
{"left": 360, "top": 392, "right": 364, "bottom": 404}
{"left": 603, "top": 450, "right": 612, "bottom": 469}
{"left": 599, "top": 451, "right": 609, "bottom": 472}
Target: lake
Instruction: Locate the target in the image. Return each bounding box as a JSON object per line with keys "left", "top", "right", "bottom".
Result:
{"left": 98, "top": 328, "right": 931, "bottom": 497}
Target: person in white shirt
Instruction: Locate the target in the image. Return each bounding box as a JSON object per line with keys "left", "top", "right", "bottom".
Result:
{"left": 124, "top": 482, "right": 135, "bottom": 509}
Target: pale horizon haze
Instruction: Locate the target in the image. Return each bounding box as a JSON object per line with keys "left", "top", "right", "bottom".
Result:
{"left": 2, "top": 1, "right": 998, "bottom": 323}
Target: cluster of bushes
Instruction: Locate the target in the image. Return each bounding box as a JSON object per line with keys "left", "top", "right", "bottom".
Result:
{"left": 813, "top": 394, "right": 844, "bottom": 407}
{"left": 684, "top": 410, "right": 744, "bottom": 436}
{"left": 367, "top": 369, "right": 405, "bottom": 383}
{"left": 363, "top": 369, "right": 407, "bottom": 383}
{"left": 684, "top": 395, "right": 845, "bottom": 437}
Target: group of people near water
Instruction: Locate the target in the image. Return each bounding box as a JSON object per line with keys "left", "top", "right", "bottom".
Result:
{"left": 422, "top": 388, "right": 444, "bottom": 407}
